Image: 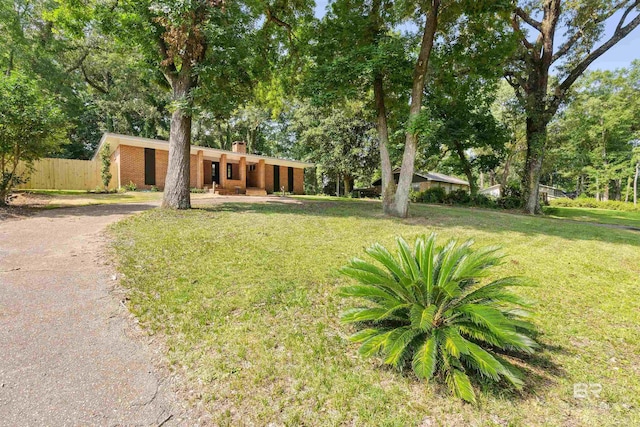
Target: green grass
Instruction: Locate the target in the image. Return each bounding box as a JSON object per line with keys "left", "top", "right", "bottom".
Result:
{"left": 544, "top": 205, "right": 640, "bottom": 229}
{"left": 109, "top": 198, "right": 640, "bottom": 426}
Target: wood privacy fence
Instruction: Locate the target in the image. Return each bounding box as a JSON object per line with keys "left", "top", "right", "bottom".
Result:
{"left": 14, "top": 158, "right": 115, "bottom": 191}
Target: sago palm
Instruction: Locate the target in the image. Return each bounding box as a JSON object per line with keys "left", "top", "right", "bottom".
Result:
{"left": 339, "top": 233, "right": 538, "bottom": 403}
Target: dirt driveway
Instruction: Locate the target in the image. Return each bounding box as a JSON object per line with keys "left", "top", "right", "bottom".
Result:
{"left": 0, "top": 195, "right": 301, "bottom": 426}
{"left": 0, "top": 201, "right": 193, "bottom": 426}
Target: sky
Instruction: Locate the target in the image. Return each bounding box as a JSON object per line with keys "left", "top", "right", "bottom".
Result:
{"left": 312, "top": 1, "right": 640, "bottom": 72}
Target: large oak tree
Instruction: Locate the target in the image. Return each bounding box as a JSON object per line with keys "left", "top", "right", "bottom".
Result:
{"left": 505, "top": 0, "right": 640, "bottom": 213}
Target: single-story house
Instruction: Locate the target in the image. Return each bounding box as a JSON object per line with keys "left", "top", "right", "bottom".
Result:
{"left": 372, "top": 169, "right": 470, "bottom": 194}
{"left": 479, "top": 184, "right": 567, "bottom": 201}
{"left": 93, "top": 133, "right": 314, "bottom": 195}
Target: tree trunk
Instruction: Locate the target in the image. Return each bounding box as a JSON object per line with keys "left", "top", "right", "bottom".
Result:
{"left": 522, "top": 115, "right": 547, "bottom": 214}
{"left": 373, "top": 74, "right": 395, "bottom": 211}
{"left": 453, "top": 141, "right": 477, "bottom": 196}
{"left": 625, "top": 176, "right": 631, "bottom": 202}
{"left": 343, "top": 175, "right": 352, "bottom": 196}
{"left": 634, "top": 162, "right": 639, "bottom": 207}
{"left": 162, "top": 74, "right": 194, "bottom": 209}
{"left": 385, "top": 0, "right": 440, "bottom": 218}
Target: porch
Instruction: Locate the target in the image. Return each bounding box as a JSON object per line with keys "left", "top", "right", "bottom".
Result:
{"left": 198, "top": 151, "right": 268, "bottom": 196}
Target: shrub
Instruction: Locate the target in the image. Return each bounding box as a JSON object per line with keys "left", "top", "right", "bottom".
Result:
{"left": 444, "top": 189, "right": 471, "bottom": 205}
{"left": 150, "top": 185, "right": 159, "bottom": 192}
{"left": 124, "top": 181, "right": 137, "bottom": 192}
{"left": 339, "top": 234, "right": 537, "bottom": 403}
{"left": 497, "top": 184, "right": 523, "bottom": 210}
{"left": 412, "top": 187, "right": 447, "bottom": 204}
{"left": 190, "top": 187, "right": 207, "bottom": 193}
{"left": 550, "top": 197, "right": 639, "bottom": 212}
{"left": 470, "top": 194, "right": 496, "bottom": 208}
{"left": 100, "top": 143, "right": 112, "bottom": 190}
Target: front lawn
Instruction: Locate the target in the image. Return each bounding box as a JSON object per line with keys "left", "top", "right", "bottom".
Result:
{"left": 110, "top": 198, "right": 640, "bottom": 426}
{"left": 544, "top": 205, "right": 640, "bottom": 229}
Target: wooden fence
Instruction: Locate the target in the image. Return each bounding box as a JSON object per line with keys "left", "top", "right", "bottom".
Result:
{"left": 14, "top": 158, "right": 116, "bottom": 191}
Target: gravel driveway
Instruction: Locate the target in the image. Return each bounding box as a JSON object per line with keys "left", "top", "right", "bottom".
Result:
{"left": 0, "top": 202, "right": 195, "bottom": 426}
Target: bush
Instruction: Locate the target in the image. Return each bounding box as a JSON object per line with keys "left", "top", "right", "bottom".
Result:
{"left": 470, "top": 194, "right": 496, "bottom": 208}
{"left": 124, "top": 181, "right": 137, "bottom": 192}
{"left": 190, "top": 187, "right": 207, "bottom": 193}
{"left": 496, "top": 184, "right": 523, "bottom": 210}
{"left": 444, "top": 189, "right": 471, "bottom": 205}
{"left": 339, "top": 234, "right": 538, "bottom": 403}
{"left": 411, "top": 187, "right": 447, "bottom": 204}
{"left": 150, "top": 185, "right": 159, "bottom": 192}
{"left": 550, "top": 197, "right": 639, "bottom": 212}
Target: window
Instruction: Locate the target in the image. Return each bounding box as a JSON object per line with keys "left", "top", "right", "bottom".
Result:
{"left": 227, "top": 163, "right": 232, "bottom": 179}
{"left": 144, "top": 148, "right": 155, "bottom": 186}
{"left": 288, "top": 167, "right": 294, "bottom": 192}
{"left": 411, "top": 183, "right": 421, "bottom": 191}
{"left": 273, "top": 165, "right": 280, "bottom": 190}
{"left": 212, "top": 162, "right": 219, "bottom": 184}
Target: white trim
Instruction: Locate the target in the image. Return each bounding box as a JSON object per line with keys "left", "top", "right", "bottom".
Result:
{"left": 92, "top": 133, "right": 315, "bottom": 169}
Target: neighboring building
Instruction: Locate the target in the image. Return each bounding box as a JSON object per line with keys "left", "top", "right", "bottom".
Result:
{"left": 479, "top": 184, "right": 502, "bottom": 198}
{"left": 371, "top": 168, "right": 470, "bottom": 194}
{"left": 93, "top": 133, "right": 314, "bottom": 195}
{"left": 479, "top": 184, "right": 567, "bottom": 201}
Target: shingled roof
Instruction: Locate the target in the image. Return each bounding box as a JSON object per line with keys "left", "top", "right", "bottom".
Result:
{"left": 372, "top": 168, "right": 469, "bottom": 187}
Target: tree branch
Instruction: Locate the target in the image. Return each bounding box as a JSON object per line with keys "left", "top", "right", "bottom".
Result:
{"left": 265, "top": 7, "right": 297, "bottom": 45}
{"left": 550, "top": 9, "right": 640, "bottom": 114}
{"left": 80, "top": 64, "right": 108, "bottom": 94}
{"left": 504, "top": 74, "right": 525, "bottom": 103}
{"left": 66, "top": 51, "right": 89, "bottom": 73}
{"left": 552, "top": 0, "right": 639, "bottom": 63}
{"left": 511, "top": 13, "right": 535, "bottom": 52}
{"left": 515, "top": 7, "right": 541, "bottom": 30}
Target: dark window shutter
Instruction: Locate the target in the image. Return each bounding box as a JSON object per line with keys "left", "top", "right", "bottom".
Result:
{"left": 288, "top": 167, "right": 294, "bottom": 192}
{"left": 273, "top": 165, "right": 280, "bottom": 190}
{"left": 144, "top": 148, "right": 156, "bottom": 186}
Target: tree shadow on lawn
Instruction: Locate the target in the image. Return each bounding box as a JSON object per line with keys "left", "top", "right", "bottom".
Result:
{"left": 197, "top": 199, "right": 640, "bottom": 247}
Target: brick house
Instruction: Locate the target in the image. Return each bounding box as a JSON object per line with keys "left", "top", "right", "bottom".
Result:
{"left": 93, "top": 133, "right": 313, "bottom": 195}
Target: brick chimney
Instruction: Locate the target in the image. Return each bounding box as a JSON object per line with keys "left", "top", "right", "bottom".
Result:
{"left": 232, "top": 141, "right": 247, "bottom": 154}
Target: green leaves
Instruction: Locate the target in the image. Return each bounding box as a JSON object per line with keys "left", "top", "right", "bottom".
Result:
{"left": 413, "top": 332, "right": 439, "bottom": 380}
{"left": 339, "top": 233, "right": 538, "bottom": 402}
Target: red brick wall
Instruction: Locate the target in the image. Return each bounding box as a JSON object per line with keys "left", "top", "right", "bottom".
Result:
{"left": 190, "top": 154, "right": 197, "bottom": 188}
{"left": 203, "top": 161, "right": 212, "bottom": 186}
{"left": 265, "top": 164, "right": 274, "bottom": 193}
{"left": 155, "top": 149, "right": 168, "bottom": 189}
{"left": 279, "top": 166, "right": 289, "bottom": 192}
{"left": 118, "top": 145, "right": 197, "bottom": 190}
{"left": 119, "top": 145, "right": 148, "bottom": 190}
{"left": 293, "top": 168, "right": 304, "bottom": 195}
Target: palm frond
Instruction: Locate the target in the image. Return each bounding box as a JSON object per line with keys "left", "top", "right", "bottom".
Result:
{"left": 409, "top": 304, "right": 436, "bottom": 332}
{"left": 412, "top": 331, "right": 439, "bottom": 380}
{"left": 447, "top": 369, "right": 476, "bottom": 403}
{"left": 384, "top": 327, "right": 423, "bottom": 368}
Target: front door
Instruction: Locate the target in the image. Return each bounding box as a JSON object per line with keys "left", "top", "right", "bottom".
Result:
{"left": 212, "top": 161, "right": 220, "bottom": 184}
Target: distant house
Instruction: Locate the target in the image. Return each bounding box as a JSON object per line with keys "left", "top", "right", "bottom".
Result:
{"left": 93, "top": 133, "right": 314, "bottom": 195}
{"left": 371, "top": 168, "right": 470, "bottom": 194}
{"left": 479, "top": 184, "right": 502, "bottom": 198}
{"left": 479, "top": 183, "right": 567, "bottom": 201}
